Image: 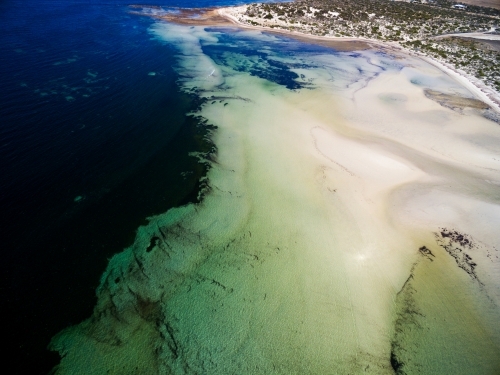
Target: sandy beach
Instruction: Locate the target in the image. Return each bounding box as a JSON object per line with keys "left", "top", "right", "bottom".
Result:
{"left": 137, "top": 3, "right": 500, "bottom": 111}
{"left": 50, "top": 6, "right": 500, "bottom": 375}
{"left": 216, "top": 6, "right": 500, "bottom": 111}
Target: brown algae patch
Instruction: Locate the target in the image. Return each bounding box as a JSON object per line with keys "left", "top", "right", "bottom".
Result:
{"left": 423, "top": 88, "right": 490, "bottom": 111}
{"left": 129, "top": 5, "right": 234, "bottom": 26}
{"left": 423, "top": 88, "right": 500, "bottom": 123}
{"left": 391, "top": 242, "right": 500, "bottom": 375}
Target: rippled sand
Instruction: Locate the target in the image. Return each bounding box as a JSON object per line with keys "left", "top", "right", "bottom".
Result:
{"left": 50, "top": 23, "right": 500, "bottom": 375}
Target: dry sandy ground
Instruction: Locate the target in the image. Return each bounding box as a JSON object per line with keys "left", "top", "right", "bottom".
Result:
{"left": 454, "top": 0, "right": 500, "bottom": 10}
{"left": 433, "top": 32, "right": 500, "bottom": 41}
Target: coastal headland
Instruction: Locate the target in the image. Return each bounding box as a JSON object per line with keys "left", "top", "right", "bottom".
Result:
{"left": 50, "top": 3, "right": 500, "bottom": 375}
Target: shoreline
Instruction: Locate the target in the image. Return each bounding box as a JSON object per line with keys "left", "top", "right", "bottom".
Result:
{"left": 129, "top": 4, "right": 500, "bottom": 112}
{"left": 216, "top": 6, "right": 500, "bottom": 113}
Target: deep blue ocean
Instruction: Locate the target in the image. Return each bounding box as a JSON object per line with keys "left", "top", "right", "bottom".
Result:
{"left": 0, "top": 1, "right": 273, "bottom": 373}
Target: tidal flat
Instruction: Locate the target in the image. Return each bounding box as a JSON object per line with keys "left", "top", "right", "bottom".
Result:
{"left": 50, "top": 20, "right": 500, "bottom": 375}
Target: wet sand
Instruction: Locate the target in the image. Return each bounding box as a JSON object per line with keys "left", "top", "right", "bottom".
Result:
{"left": 265, "top": 30, "right": 371, "bottom": 51}
{"left": 129, "top": 6, "right": 234, "bottom": 26}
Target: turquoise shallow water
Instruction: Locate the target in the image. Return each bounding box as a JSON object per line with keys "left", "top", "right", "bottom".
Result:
{"left": 49, "top": 18, "right": 500, "bottom": 375}
{"left": 3, "top": 1, "right": 500, "bottom": 374}
{"left": 0, "top": 1, "right": 267, "bottom": 373}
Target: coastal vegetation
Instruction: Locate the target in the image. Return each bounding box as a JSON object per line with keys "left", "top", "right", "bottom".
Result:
{"left": 235, "top": 0, "right": 500, "bottom": 92}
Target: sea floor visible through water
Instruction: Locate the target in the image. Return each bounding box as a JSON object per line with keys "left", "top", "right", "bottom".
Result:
{"left": 2, "top": 1, "right": 500, "bottom": 374}
{"left": 47, "top": 16, "right": 500, "bottom": 375}
{"left": 1, "top": 0, "right": 256, "bottom": 373}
